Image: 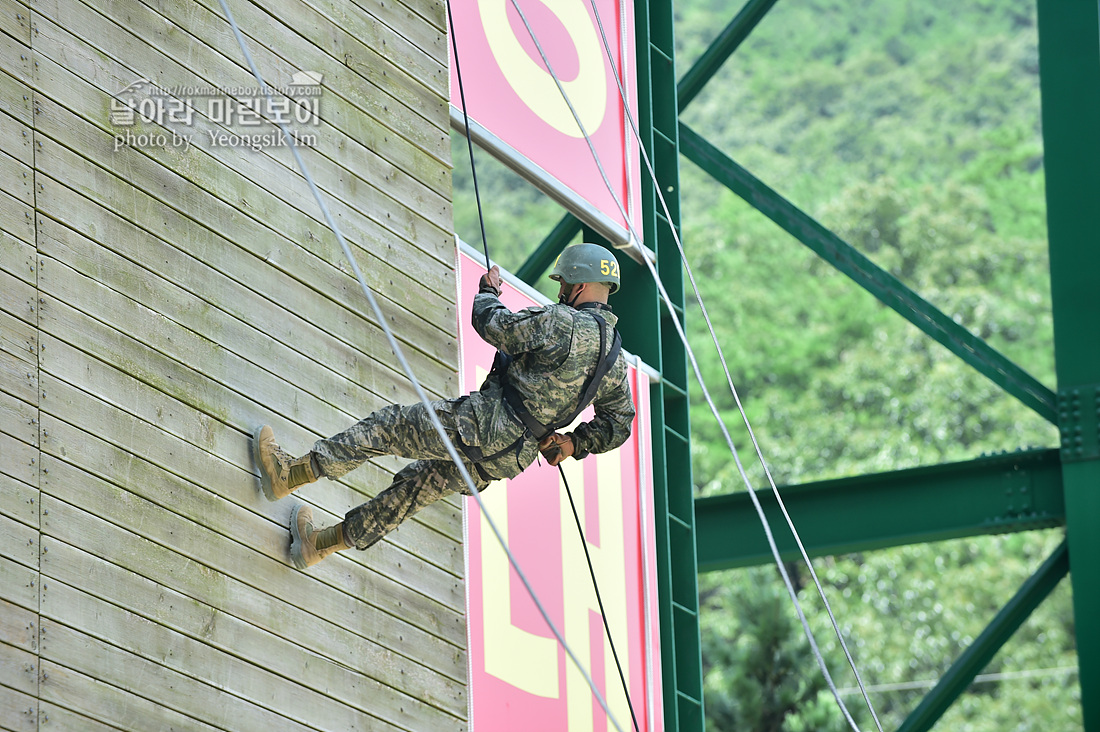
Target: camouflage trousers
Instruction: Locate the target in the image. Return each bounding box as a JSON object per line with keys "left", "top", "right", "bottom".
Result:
{"left": 311, "top": 399, "right": 526, "bottom": 550}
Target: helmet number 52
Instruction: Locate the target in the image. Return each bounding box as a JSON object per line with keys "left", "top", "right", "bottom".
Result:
{"left": 600, "top": 259, "right": 619, "bottom": 277}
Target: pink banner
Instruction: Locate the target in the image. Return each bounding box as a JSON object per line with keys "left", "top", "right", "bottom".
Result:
{"left": 449, "top": 0, "right": 641, "bottom": 238}
{"left": 459, "top": 252, "right": 662, "bottom": 731}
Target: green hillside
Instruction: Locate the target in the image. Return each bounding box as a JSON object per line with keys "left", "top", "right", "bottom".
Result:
{"left": 451, "top": 0, "right": 1080, "bottom": 729}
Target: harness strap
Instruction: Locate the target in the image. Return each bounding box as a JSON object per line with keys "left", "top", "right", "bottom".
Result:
{"left": 502, "top": 312, "right": 621, "bottom": 442}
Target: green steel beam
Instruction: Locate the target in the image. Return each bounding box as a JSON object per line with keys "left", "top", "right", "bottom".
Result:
{"left": 695, "top": 449, "right": 1064, "bottom": 572}
{"left": 897, "top": 541, "right": 1069, "bottom": 732}
{"left": 628, "top": 0, "right": 703, "bottom": 728}
{"left": 518, "top": 214, "right": 581, "bottom": 285}
{"left": 1036, "top": 0, "right": 1100, "bottom": 727}
{"left": 676, "top": 0, "right": 780, "bottom": 111}
{"left": 678, "top": 122, "right": 1058, "bottom": 424}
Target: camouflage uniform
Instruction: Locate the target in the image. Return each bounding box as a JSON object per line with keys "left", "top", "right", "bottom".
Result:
{"left": 312, "top": 291, "right": 636, "bottom": 550}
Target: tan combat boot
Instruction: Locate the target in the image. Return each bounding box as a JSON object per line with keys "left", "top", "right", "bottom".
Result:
{"left": 290, "top": 504, "right": 351, "bottom": 569}
{"left": 253, "top": 425, "right": 317, "bottom": 501}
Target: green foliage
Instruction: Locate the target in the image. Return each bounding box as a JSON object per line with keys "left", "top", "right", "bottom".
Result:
{"left": 701, "top": 566, "right": 848, "bottom": 732}
{"left": 672, "top": 0, "right": 1078, "bottom": 729}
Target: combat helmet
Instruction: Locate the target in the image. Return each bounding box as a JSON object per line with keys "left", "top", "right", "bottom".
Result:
{"left": 549, "top": 243, "right": 621, "bottom": 294}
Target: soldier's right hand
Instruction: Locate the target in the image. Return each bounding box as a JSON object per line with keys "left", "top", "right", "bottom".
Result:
{"left": 539, "top": 432, "right": 574, "bottom": 466}
{"left": 479, "top": 265, "right": 503, "bottom": 296}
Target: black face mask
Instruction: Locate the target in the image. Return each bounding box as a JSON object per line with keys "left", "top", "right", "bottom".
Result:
{"left": 558, "top": 284, "right": 582, "bottom": 308}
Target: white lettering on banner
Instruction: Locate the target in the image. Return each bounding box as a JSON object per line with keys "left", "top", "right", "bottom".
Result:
{"left": 478, "top": 363, "right": 560, "bottom": 698}
{"left": 480, "top": 485, "right": 562, "bottom": 697}
{"left": 561, "top": 452, "right": 631, "bottom": 730}
{"left": 476, "top": 0, "right": 608, "bottom": 137}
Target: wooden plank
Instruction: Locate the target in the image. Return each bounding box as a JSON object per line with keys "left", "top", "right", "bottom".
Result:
{"left": 0, "top": 385, "right": 35, "bottom": 446}
{"left": 0, "top": 18, "right": 30, "bottom": 86}
{"left": 0, "top": 309, "right": 36, "bottom": 371}
{"left": 0, "top": 473, "right": 38, "bottom": 530}
{"left": 35, "top": 208, "right": 456, "bottom": 421}
{"left": 42, "top": 569, "right": 463, "bottom": 730}
{"left": 0, "top": 511, "right": 37, "bottom": 571}
{"left": 34, "top": 278, "right": 457, "bottom": 535}
{"left": 33, "top": 4, "right": 455, "bottom": 270}
{"left": 0, "top": 641, "right": 35, "bottom": 697}
{"left": 30, "top": 245, "right": 451, "bottom": 483}
{"left": 0, "top": 598, "right": 36, "bottom": 653}
{"left": 0, "top": 74, "right": 33, "bottom": 129}
{"left": 35, "top": 255, "right": 433, "bottom": 441}
{"left": 35, "top": 312, "right": 458, "bottom": 531}
{"left": 30, "top": 58, "right": 454, "bottom": 311}
{"left": 38, "top": 401, "right": 463, "bottom": 632}
{"left": 37, "top": 396, "right": 465, "bottom": 626}
{"left": 39, "top": 330, "right": 463, "bottom": 559}
{"left": 30, "top": 100, "right": 452, "bottom": 331}
{"left": 30, "top": 113, "right": 460, "bottom": 378}
{"left": 0, "top": 268, "right": 34, "bottom": 327}
{"left": 287, "top": 0, "right": 448, "bottom": 112}
{"left": 156, "top": 0, "right": 449, "bottom": 136}
{"left": 0, "top": 0, "right": 31, "bottom": 45}
{"left": 42, "top": 538, "right": 466, "bottom": 722}
{"left": 0, "top": 189, "right": 33, "bottom": 245}
{"left": 130, "top": 0, "right": 457, "bottom": 256}
{"left": 0, "top": 347, "right": 36, "bottom": 409}
{"left": 0, "top": 683, "right": 36, "bottom": 732}
{"left": 33, "top": 297, "right": 432, "bottom": 506}
{"left": 37, "top": 179, "right": 456, "bottom": 411}
{"left": 0, "top": 229, "right": 34, "bottom": 285}
{"left": 197, "top": 0, "right": 446, "bottom": 99}
{"left": 33, "top": 139, "right": 458, "bottom": 378}
{"left": 38, "top": 703, "right": 122, "bottom": 732}
{"left": 0, "top": 430, "right": 35, "bottom": 486}
{"left": 0, "top": 106, "right": 31, "bottom": 164}
{"left": 36, "top": 654, "right": 224, "bottom": 732}
{"left": 38, "top": 364, "right": 463, "bottom": 593}
{"left": 0, "top": 151, "right": 31, "bottom": 206}
{"left": 40, "top": 479, "right": 466, "bottom": 683}
{"left": 35, "top": 0, "right": 450, "bottom": 182}
{"left": 304, "top": 0, "right": 448, "bottom": 67}
{"left": 39, "top": 599, "right": 363, "bottom": 732}
{"left": 352, "top": 0, "right": 447, "bottom": 38}
{"left": 0, "top": 554, "right": 35, "bottom": 612}
{"left": 36, "top": 224, "right": 432, "bottom": 425}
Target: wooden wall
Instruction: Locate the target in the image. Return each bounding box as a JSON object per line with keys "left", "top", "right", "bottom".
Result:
{"left": 0, "top": 0, "right": 465, "bottom": 728}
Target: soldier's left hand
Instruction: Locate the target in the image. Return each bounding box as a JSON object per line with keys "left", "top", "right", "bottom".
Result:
{"left": 539, "top": 432, "right": 574, "bottom": 466}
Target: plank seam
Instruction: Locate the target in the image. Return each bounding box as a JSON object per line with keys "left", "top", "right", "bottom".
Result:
{"left": 28, "top": 6, "right": 42, "bottom": 729}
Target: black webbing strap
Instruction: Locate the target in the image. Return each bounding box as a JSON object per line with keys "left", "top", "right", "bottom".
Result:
{"left": 503, "top": 312, "right": 622, "bottom": 441}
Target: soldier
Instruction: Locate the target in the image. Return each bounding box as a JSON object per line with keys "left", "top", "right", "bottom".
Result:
{"left": 253, "top": 243, "right": 636, "bottom": 569}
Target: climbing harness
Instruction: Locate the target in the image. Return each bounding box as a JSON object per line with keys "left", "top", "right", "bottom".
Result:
{"left": 502, "top": 307, "right": 623, "bottom": 443}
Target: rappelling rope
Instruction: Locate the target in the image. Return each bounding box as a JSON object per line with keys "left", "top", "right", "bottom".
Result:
{"left": 215, "top": 3, "right": 627, "bottom": 730}
{"left": 583, "top": 5, "right": 885, "bottom": 730}
{"left": 505, "top": 1, "right": 882, "bottom": 728}
{"left": 559, "top": 464, "right": 643, "bottom": 732}
{"left": 446, "top": 5, "right": 491, "bottom": 273}
{"left": 448, "top": 6, "right": 643, "bottom": 728}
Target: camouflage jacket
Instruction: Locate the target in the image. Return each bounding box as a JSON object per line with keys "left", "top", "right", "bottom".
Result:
{"left": 456, "top": 293, "right": 635, "bottom": 471}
